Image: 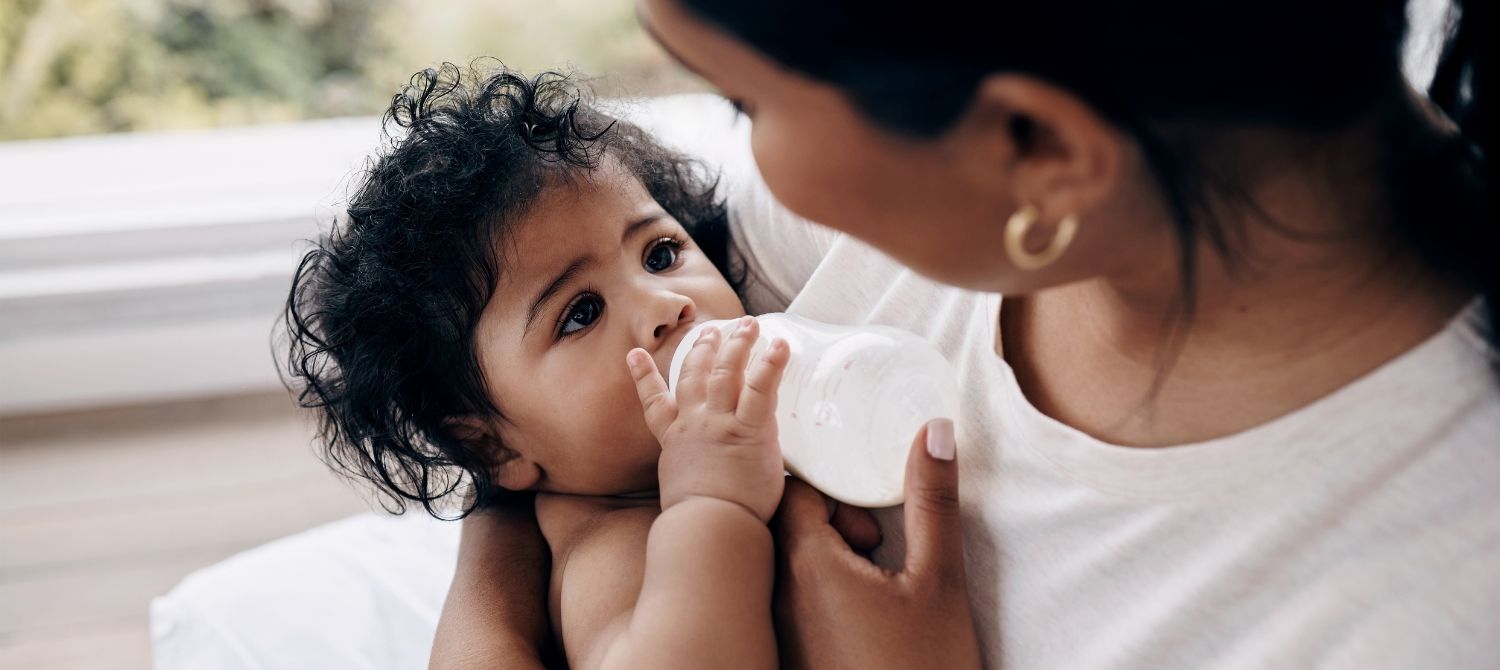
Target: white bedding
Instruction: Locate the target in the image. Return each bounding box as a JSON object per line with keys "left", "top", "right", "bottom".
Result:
{"left": 150, "top": 513, "right": 459, "bottom": 669}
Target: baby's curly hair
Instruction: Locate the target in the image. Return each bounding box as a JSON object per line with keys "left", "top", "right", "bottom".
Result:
{"left": 283, "top": 62, "right": 733, "bottom": 518}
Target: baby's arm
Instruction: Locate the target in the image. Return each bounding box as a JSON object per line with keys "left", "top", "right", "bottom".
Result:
{"left": 554, "top": 319, "right": 788, "bottom": 670}
{"left": 544, "top": 499, "right": 774, "bottom": 670}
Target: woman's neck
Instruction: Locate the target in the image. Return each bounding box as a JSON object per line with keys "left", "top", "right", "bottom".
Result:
{"left": 1001, "top": 126, "right": 1473, "bottom": 447}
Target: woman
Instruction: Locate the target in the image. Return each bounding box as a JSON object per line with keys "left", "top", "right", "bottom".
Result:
{"left": 433, "top": 0, "right": 1498, "bottom": 666}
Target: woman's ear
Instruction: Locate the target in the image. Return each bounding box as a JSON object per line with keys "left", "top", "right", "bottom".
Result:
{"left": 955, "top": 74, "right": 1125, "bottom": 224}
{"left": 443, "top": 416, "right": 542, "bottom": 492}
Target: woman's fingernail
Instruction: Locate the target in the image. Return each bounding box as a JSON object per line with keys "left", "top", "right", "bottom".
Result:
{"left": 926, "top": 418, "right": 955, "bottom": 461}
{"left": 698, "top": 327, "right": 718, "bottom": 343}
{"left": 626, "top": 349, "right": 646, "bottom": 369}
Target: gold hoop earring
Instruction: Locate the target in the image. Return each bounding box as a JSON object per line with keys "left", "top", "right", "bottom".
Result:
{"left": 1004, "top": 204, "right": 1079, "bottom": 271}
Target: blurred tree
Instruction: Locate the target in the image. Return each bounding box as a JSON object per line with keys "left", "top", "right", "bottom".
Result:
{"left": 0, "top": 0, "right": 698, "bottom": 140}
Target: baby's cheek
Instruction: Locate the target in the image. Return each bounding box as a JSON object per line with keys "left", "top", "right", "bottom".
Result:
{"left": 588, "top": 407, "right": 660, "bottom": 490}
{"left": 707, "top": 277, "right": 748, "bottom": 318}
{"left": 596, "top": 376, "right": 655, "bottom": 446}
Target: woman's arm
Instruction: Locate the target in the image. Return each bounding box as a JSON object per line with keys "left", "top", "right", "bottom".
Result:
{"left": 428, "top": 501, "right": 554, "bottom": 670}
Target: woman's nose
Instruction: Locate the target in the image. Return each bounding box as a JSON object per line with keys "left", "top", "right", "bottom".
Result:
{"left": 640, "top": 293, "right": 696, "bottom": 350}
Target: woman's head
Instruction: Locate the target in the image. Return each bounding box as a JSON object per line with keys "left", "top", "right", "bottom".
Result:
{"left": 639, "top": 0, "right": 1494, "bottom": 347}
{"left": 284, "top": 63, "right": 744, "bottom": 516}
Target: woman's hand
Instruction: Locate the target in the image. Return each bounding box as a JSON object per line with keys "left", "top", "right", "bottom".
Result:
{"left": 629, "top": 316, "right": 790, "bottom": 522}
{"left": 772, "top": 419, "right": 982, "bottom": 669}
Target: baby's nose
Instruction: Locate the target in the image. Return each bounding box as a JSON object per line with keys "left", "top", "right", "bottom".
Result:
{"left": 644, "top": 296, "right": 696, "bottom": 349}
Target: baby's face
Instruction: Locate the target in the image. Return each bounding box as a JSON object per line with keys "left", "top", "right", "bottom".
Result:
{"left": 472, "top": 161, "right": 746, "bottom": 495}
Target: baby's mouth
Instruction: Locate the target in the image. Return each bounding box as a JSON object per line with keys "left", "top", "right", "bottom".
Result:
{"left": 648, "top": 310, "right": 750, "bottom": 383}
{"left": 652, "top": 319, "right": 701, "bottom": 379}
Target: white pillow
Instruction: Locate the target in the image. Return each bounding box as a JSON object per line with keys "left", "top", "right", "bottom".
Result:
{"left": 150, "top": 512, "right": 459, "bottom": 670}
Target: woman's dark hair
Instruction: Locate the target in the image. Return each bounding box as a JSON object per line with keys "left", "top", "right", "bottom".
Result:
{"left": 283, "top": 62, "right": 734, "bottom": 518}
{"left": 683, "top": 0, "right": 1497, "bottom": 372}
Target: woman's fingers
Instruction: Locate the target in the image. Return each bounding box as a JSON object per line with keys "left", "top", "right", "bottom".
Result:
{"left": 707, "top": 316, "right": 759, "bottom": 411}
{"left": 775, "top": 479, "right": 888, "bottom": 587}
{"left": 675, "top": 325, "right": 720, "bottom": 406}
{"left": 901, "top": 419, "right": 965, "bottom": 588}
{"left": 736, "top": 337, "right": 789, "bottom": 426}
{"left": 773, "top": 478, "right": 848, "bottom": 552}
{"left": 627, "top": 348, "right": 676, "bottom": 438}
{"left": 829, "top": 500, "right": 883, "bottom": 553}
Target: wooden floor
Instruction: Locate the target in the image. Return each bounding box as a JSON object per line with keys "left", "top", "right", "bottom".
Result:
{"left": 0, "top": 393, "right": 374, "bottom": 669}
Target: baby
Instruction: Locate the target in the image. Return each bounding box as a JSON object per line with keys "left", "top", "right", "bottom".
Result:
{"left": 284, "top": 63, "right": 786, "bottom": 668}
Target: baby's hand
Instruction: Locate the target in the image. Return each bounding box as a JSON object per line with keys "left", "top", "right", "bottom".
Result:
{"left": 628, "top": 316, "right": 789, "bottom": 523}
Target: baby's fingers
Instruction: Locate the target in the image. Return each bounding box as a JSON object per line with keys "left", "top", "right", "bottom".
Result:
{"left": 736, "top": 338, "right": 790, "bottom": 426}
{"left": 675, "top": 326, "right": 719, "bottom": 407}
{"left": 627, "top": 348, "right": 676, "bottom": 438}
{"left": 708, "top": 316, "right": 759, "bottom": 412}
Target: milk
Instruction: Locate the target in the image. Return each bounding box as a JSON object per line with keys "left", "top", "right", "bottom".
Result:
{"left": 668, "top": 314, "right": 959, "bottom": 507}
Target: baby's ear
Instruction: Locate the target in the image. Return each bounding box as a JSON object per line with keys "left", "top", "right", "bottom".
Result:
{"left": 442, "top": 416, "right": 542, "bottom": 492}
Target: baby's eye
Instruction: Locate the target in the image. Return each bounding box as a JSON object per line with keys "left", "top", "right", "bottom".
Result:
{"left": 644, "top": 238, "right": 681, "bottom": 273}
{"left": 559, "top": 294, "right": 603, "bottom": 336}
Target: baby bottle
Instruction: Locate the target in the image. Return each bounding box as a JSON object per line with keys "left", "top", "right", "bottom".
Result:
{"left": 668, "top": 314, "right": 959, "bottom": 507}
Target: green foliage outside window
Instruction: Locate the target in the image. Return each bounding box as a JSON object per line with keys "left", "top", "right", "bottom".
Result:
{"left": 0, "top": 0, "right": 698, "bottom": 140}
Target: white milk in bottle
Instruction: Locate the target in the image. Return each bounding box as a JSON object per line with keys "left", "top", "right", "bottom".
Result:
{"left": 668, "top": 314, "right": 959, "bottom": 507}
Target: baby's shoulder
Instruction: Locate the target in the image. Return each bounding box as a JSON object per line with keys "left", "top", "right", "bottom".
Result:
{"left": 536, "top": 493, "right": 659, "bottom": 641}
{"left": 535, "top": 493, "right": 658, "bottom": 565}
